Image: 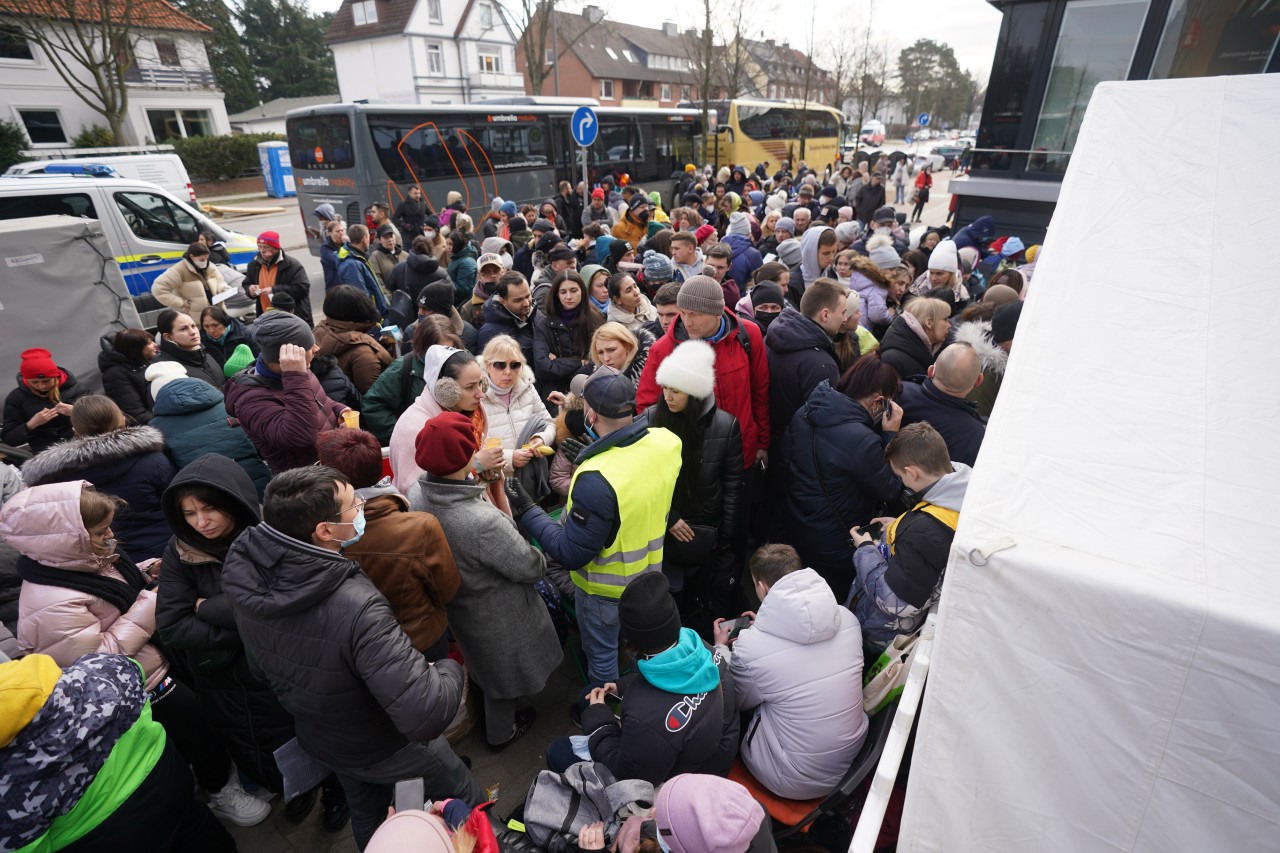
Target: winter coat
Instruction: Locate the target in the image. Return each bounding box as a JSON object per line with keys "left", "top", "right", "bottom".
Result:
{"left": 20, "top": 426, "right": 176, "bottom": 562}
{"left": 153, "top": 338, "right": 224, "bottom": 390}
{"left": 854, "top": 182, "right": 886, "bottom": 223}
{"left": 313, "top": 317, "right": 393, "bottom": 393}
{"left": 311, "top": 354, "right": 363, "bottom": 411}
{"left": 409, "top": 476, "right": 561, "bottom": 699}
{"left": 953, "top": 216, "right": 997, "bottom": 254}
{"left": 878, "top": 315, "right": 936, "bottom": 380}
{"left": 611, "top": 213, "right": 647, "bottom": 248}
{"left": 370, "top": 244, "right": 407, "bottom": 288}
{"left": 149, "top": 378, "right": 271, "bottom": 498}
{"left": 480, "top": 370, "right": 556, "bottom": 474}
{"left": 847, "top": 256, "right": 895, "bottom": 331}
{"left": 897, "top": 376, "right": 987, "bottom": 467}
{"left": 764, "top": 307, "right": 839, "bottom": 452}
{"left": 222, "top": 521, "right": 467, "bottom": 770}
{"left": 0, "top": 464, "right": 21, "bottom": 635}
{"left": 851, "top": 464, "right": 969, "bottom": 654}
{"left": 533, "top": 311, "right": 591, "bottom": 397}
{"left": 0, "top": 480, "right": 167, "bottom": 690}
{"left": 362, "top": 352, "right": 425, "bottom": 445}
{"left": 388, "top": 253, "right": 454, "bottom": 303}
{"left": 780, "top": 381, "right": 901, "bottom": 591}
{"left": 953, "top": 320, "right": 1007, "bottom": 419}
{"left": 726, "top": 568, "right": 867, "bottom": 799}
{"left": 581, "top": 629, "right": 738, "bottom": 786}
{"left": 200, "top": 316, "right": 258, "bottom": 368}
{"left": 150, "top": 258, "right": 230, "bottom": 315}
{"left": 155, "top": 453, "right": 293, "bottom": 790}
{"left": 97, "top": 338, "right": 153, "bottom": 425}
{"left": 637, "top": 311, "right": 770, "bottom": 469}
{"left": 336, "top": 243, "right": 390, "bottom": 315}
{"left": 2, "top": 368, "right": 88, "bottom": 453}
{"left": 448, "top": 242, "right": 479, "bottom": 302}
{"left": 723, "top": 233, "right": 763, "bottom": 291}
{"left": 477, "top": 298, "right": 538, "bottom": 367}
{"left": 344, "top": 485, "right": 461, "bottom": 653}
{"left": 394, "top": 196, "right": 431, "bottom": 241}
{"left": 223, "top": 365, "right": 348, "bottom": 474}
{"left": 244, "top": 250, "right": 314, "bottom": 326}
{"left": 320, "top": 240, "right": 342, "bottom": 287}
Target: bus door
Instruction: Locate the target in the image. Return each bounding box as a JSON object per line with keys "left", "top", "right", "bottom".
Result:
{"left": 288, "top": 113, "right": 359, "bottom": 256}
{"left": 592, "top": 117, "right": 640, "bottom": 188}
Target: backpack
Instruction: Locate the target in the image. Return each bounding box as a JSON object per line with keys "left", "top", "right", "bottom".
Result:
{"left": 522, "top": 762, "right": 654, "bottom": 852}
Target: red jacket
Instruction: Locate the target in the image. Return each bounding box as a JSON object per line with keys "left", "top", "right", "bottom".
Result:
{"left": 636, "top": 310, "right": 770, "bottom": 468}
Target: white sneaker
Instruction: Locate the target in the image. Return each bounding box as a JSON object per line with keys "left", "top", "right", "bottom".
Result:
{"left": 208, "top": 773, "right": 272, "bottom": 827}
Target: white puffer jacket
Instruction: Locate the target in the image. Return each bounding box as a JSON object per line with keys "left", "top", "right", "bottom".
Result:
{"left": 726, "top": 567, "right": 868, "bottom": 799}
{"left": 479, "top": 364, "right": 556, "bottom": 474}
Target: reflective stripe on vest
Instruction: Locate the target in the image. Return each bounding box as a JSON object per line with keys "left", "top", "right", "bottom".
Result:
{"left": 566, "top": 426, "right": 682, "bottom": 598}
{"left": 886, "top": 501, "right": 960, "bottom": 556}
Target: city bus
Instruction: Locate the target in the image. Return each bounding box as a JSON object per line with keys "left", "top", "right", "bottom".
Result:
{"left": 682, "top": 99, "right": 844, "bottom": 173}
{"left": 286, "top": 101, "right": 701, "bottom": 256}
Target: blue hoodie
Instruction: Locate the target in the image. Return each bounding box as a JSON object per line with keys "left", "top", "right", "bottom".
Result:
{"left": 637, "top": 627, "right": 721, "bottom": 694}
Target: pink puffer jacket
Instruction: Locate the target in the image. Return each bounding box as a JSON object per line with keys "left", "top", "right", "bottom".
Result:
{"left": 0, "top": 480, "right": 168, "bottom": 690}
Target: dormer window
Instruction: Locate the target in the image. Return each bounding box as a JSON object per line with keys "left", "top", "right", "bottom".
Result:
{"left": 353, "top": 0, "right": 378, "bottom": 25}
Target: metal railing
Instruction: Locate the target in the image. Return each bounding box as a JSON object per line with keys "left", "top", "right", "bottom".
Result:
{"left": 124, "top": 65, "right": 218, "bottom": 88}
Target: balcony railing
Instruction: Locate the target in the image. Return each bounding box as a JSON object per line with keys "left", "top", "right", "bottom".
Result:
{"left": 124, "top": 64, "right": 218, "bottom": 89}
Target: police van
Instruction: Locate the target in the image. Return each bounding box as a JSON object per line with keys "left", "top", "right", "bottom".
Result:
{"left": 0, "top": 167, "right": 257, "bottom": 324}
{"left": 5, "top": 153, "right": 198, "bottom": 204}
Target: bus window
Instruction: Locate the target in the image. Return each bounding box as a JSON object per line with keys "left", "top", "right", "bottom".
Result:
{"left": 288, "top": 114, "right": 354, "bottom": 171}
{"left": 368, "top": 115, "right": 469, "bottom": 182}
{"left": 598, "top": 121, "right": 636, "bottom": 163}
{"left": 738, "top": 105, "right": 840, "bottom": 141}
{"left": 472, "top": 122, "right": 550, "bottom": 169}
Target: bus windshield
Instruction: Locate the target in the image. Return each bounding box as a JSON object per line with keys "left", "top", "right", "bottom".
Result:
{"left": 288, "top": 114, "right": 355, "bottom": 171}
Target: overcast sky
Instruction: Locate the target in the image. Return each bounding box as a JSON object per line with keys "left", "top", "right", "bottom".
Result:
{"left": 304, "top": 0, "right": 1005, "bottom": 83}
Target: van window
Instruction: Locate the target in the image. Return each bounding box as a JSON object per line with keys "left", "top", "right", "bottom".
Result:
{"left": 0, "top": 192, "right": 97, "bottom": 221}
{"left": 114, "top": 190, "right": 199, "bottom": 243}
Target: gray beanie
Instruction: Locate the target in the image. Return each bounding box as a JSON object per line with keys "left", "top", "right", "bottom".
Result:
{"left": 866, "top": 234, "right": 903, "bottom": 270}
{"left": 776, "top": 238, "right": 803, "bottom": 267}
{"left": 676, "top": 275, "right": 725, "bottom": 316}
{"left": 253, "top": 310, "right": 315, "bottom": 363}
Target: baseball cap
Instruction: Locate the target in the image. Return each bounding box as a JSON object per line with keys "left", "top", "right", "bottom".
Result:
{"left": 569, "top": 366, "right": 635, "bottom": 419}
{"left": 477, "top": 253, "right": 505, "bottom": 272}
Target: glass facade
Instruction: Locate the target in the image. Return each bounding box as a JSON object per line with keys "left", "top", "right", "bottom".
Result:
{"left": 1149, "top": 0, "right": 1280, "bottom": 79}
{"left": 972, "top": 2, "right": 1049, "bottom": 172}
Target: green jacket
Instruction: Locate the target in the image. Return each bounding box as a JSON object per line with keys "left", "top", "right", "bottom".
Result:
{"left": 361, "top": 352, "right": 425, "bottom": 444}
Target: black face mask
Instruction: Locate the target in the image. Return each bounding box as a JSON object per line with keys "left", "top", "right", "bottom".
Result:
{"left": 637, "top": 211, "right": 650, "bottom": 223}
{"left": 755, "top": 310, "right": 780, "bottom": 332}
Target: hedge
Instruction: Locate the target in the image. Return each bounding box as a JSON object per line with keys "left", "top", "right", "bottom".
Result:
{"left": 171, "top": 133, "right": 285, "bottom": 182}
{"left": 0, "top": 119, "right": 25, "bottom": 173}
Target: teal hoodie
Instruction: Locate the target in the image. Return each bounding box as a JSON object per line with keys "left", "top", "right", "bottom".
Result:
{"left": 637, "top": 627, "right": 720, "bottom": 695}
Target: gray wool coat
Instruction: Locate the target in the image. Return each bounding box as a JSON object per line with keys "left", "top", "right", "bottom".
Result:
{"left": 409, "top": 475, "right": 562, "bottom": 699}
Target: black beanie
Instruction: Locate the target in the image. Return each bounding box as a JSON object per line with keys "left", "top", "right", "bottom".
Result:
{"left": 991, "top": 300, "right": 1023, "bottom": 344}
{"left": 619, "top": 572, "right": 681, "bottom": 653}
{"left": 750, "top": 281, "right": 785, "bottom": 309}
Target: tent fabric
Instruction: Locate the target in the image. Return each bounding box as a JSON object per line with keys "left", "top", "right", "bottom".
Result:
{"left": 897, "top": 75, "right": 1280, "bottom": 852}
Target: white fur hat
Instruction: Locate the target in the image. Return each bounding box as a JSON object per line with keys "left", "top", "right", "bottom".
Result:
{"left": 145, "top": 361, "right": 188, "bottom": 401}
{"left": 928, "top": 239, "right": 960, "bottom": 276}
{"left": 656, "top": 339, "right": 716, "bottom": 399}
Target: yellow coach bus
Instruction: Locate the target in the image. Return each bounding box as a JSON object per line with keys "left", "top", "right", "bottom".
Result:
{"left": 685, "top": 99, "right": 844, "bottom": 173}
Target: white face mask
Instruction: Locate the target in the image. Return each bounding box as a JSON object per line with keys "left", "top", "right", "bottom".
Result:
{"left": 424, "top": 230, "right": 436, "bottom": 240}
{"left": 194, "top": 258, "right": 209, "bottom": 269}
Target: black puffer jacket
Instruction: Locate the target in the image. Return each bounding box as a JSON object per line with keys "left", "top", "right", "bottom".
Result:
{"left": 533, "top": 311, "right": 590, "bottom": 397}
{"left": 200, "top": 317, "right": 258, "bottom": 368}
{"left": 154, "top": 339, "right": 224, "bottom": 389}
{"left": 388, "top": 253, "right": 454, "bottom": 303}
{"left": 155, "top": 453, "right": 293, "bottom": 790}
{"left": 642, "top": 402, "right": 744, "bottom": 549}
{"left": 311, "top": 354, "right": 363, "bottom": 411}
{"left": 877, "top": 315, "right": 935, "bottom": 380}
{"left": 97, "top": 338, "right": 153, "bottom": 425}
{"left": 222, "top": 521, "right": 466, "bottom": 770}
{"left": 1, "top": 368, "right": 87, "bottom": 453}
{"left": 764, "top": 307, "right": 838, "bottom": 450}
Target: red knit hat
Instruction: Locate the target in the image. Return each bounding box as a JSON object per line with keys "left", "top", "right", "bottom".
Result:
{"left": 694, "top": 224, "right": 716, "bottom": 245}
{"left": 591, "top": 187, "right": 605, "bottom": 200}
{"left": 18, "top": 348, "right": 64, "bottom": 382}
{"left": 414, "top": 412, "right": 478, "bottom": 477}
{"left": 257, "top": 230, "right": 282, "bottom": 249}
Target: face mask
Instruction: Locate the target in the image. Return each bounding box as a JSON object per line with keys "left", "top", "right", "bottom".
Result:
{"left": 876, "top": 227, "right": 892, "bottom": 236}
{"left": 91, "top": 537, "right": 119, "bottom": 567}
{"left": 424, "top": 230, "right": 436, "bottom": 240}
{"left": 337, "top": 508, "right": 366, "bottom": 548}
{"left": 756, "top": 310, "right": 779, "bottom": 331}
{"left": 194, "top": 258, "right": 209, "bottom": 269}
{"left": 637, "top": 211, "right": 650, "bottom": 223}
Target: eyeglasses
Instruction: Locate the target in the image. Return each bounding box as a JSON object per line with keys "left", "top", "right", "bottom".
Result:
{"left": 327, "top": 497, "right": 366, "bottom": 521}
{"left": 491, "top": 360, "right": 523, "bottom": 371}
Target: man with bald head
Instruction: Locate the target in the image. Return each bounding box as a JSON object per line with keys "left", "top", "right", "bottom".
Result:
{"left": 896, "top": 342, "right": 987, "bottom": 466}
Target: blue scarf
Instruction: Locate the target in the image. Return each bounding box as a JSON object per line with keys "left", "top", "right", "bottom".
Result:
{"left": 590, "top": 295, "right": 611, "bottom": 315}
{"left": 704, "top": 316, "right": 730, "bottom": 344}
{"left": 254, "top": 357, "right": 281, "bottom": 379}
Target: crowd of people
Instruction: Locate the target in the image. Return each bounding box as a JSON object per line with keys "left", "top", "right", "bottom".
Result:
{"left": 0, "top": 154, "right": 1038, "bottom": 853}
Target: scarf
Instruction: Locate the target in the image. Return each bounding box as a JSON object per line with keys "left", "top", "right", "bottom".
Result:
{"left": 17, "top": 553, "right": 147, "bottom": 614}
{"left": 608, "top": 295, "right": 659, "bottom": 331}
{"left": 900, "top": 312, "right": 938, "bottom": 354}
{"left": 704, "top": 315, "right": 731, "bottom": 344}
{"left": 590, "top": 295, "right": 610, "bottom": 315}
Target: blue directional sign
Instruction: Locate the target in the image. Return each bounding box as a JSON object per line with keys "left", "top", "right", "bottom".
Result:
{"left": 918, "top": 112, "right": 931, "bottom": 127}
{"left": 571, "top": 106, "right": 599, "bottom": 147}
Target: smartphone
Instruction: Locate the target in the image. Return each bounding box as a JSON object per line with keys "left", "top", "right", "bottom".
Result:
{"left": 727, "top": 615, "right": 754, "bottom": 640}
{"left": 856, "top": 521, "right": 884, "bottom": 540}
{"left": 394, "top": 777, "right": 424, "bottom": 813}
{"left": 604, "top": 691, "right": 623, "bottom": 704}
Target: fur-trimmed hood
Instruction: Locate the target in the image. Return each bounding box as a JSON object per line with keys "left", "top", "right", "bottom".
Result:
{"left": 848, "top": 254, "right": 892, "bottom": 290}
{"left": 21, "top": 426, "right": 166, "bottom": 487}
{"left": 952, "top": 320, "right": 1008, "bottom": 375}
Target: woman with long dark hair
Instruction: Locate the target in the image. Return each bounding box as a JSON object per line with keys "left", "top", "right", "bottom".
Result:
{"left": 98, "top": 328, "right": 158, "bottom": 424}
{"left": 153, "top": 309, "right": 224, "bottom": 389}
{"left": 198, "top": 306, "right": 257, "bottom": 369}
{"left": 533, "top": 270, "right": 602, "bottom": 397}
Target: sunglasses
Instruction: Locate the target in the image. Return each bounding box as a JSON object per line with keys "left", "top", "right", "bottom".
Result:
{"left": 491, "top": 360, "right": 523, "bottom": 371}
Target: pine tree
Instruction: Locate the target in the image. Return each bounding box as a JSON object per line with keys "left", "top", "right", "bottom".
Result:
{"left": 173, "top": 0, "right": 259, "bottom": 113}
{"left": 237, "top": 0, "right": 337, "bottom": 100}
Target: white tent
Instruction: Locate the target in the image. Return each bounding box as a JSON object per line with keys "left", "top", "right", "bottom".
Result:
{"left": 896, "top": 74, "right": 1280, "bottom": 851}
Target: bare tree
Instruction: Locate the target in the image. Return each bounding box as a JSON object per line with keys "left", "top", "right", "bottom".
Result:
{"left": 681, "top": 0, "right": 717, "bottom": 166}
{"left": 711, "top": 0, "right": 753, "bottom": 100}
{"left": 6, "top": 0, "right": 147, "bottom": 144}
{"left": 508, "top": 0, "right": 610, "bottom": 97}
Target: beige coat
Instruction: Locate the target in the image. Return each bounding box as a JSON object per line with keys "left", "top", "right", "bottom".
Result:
{"left": 151, "top": 259, "right": 230, "bottom": 315}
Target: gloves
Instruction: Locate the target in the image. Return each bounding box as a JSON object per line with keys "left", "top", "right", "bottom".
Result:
{"left": 560, "top": 437, "right": 586, "bottom": 462}
{"left": 504, "top": 477, "right": 536, "bottom": 520}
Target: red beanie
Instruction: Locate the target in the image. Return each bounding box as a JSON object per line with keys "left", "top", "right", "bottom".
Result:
{"left": 257, "top": 230, "right": 282, "bottom": 249}
{"left": 19, "top": 348, "right": 64, "bottom": 382}
{"left": 694, "top": 224, "right": 716, "bottom": 245}
{"left": 414, "top": 412, "right": 479, "bottom": 477}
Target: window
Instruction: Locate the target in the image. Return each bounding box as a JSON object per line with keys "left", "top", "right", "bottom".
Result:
{"left": 737, "top": 105, "right": 840, "bottom": 141}
{"left": 972, "top": 1, "right": 1049, "bottom": 172}
{"left": 681, "top": 85, "right": 690, "bottom": 101}
{"left": 114, "top": 190, "right": 200, "bottom": 244}
{"left": 352, "top": 0, "right": 378, "bottom": 25}
{"left": 18, "top": 109, "right": 66, "bottom": 144}
{"left": 0, "top": 26, "right": 34, "bottom": 60}
{"left": 1149, "top": 0, "right": 1280, "bottom": 79}
{"left": 600, "top": 79, "right": 614, "bottom": 99}
{"left": 604, "top": 47, "right": 618, "bottom": 59}
{"left": 146, "top": 108, "right": 213, "bottom": 140}
{"left": 479, "top": 2, "right": 493, "bottom": 28}
{"left": 180, "top": 110, "right": 214, "bottom": 137}
{"left": 367, "top": 114, "right": 551, "bottom": 180}
{"left": 286, "top": 113, "right": 355, "bottom": 171}
{"left": 660, "top": 83, "right": 671, "bottom": 102}
{"left": 596, "top": 120, "right": 635, "bottom": 162}
{"left": 427, "top": 0, "right": 442, "bottom": 23}
{"left": 544, "top": 48, "right": 554, "bottom": 66}
{"left": 622, "top": 49, "right": 636, "bottom": 63}
{"left": 1029, "top": 0, "right": 1149, "bottom": 174}
{"left": 426, "top": 42, "right": 444, "bottom": 75}
{"left": 0, "top": 192, "right": 95, "bottom": 222}
{"left": 154, "top": 37, "right": 180, "bottom": 65}
{"left": 478, "top": 48, "right": 501, "bottom": 73}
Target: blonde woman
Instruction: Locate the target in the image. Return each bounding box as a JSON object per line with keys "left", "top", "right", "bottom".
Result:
{"left": 590, "top": 321, "right": 651, "bottom": 389}
{"left": 480, "top": 335, "right": 555, "bottom": 475}
{"left": 878, "top": 297, "right": 951, "bottom": 379}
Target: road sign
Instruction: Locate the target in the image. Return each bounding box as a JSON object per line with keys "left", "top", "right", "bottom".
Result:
{"left": 918, "top": 112, "right": 931, "bottom": 127}
{"left": 905, "top": 134, "right": 913, "bottom": 144}
{"left": 571, "top": 106, "right": 599, "bottom": 147}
